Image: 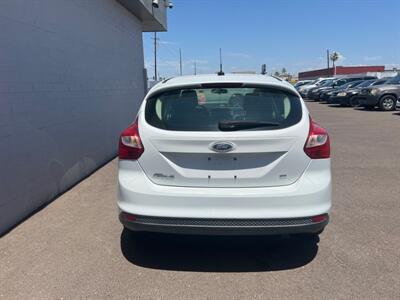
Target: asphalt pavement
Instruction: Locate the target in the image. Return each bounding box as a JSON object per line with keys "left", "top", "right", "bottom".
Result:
{"left": 1, "top": 102, "right": 399, "bottom": 299}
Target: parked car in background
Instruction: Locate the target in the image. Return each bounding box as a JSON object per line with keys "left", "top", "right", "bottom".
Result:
{"left": 329, "top": 78, "right": 389, "bottom": 107}
{"left": 308, "top": 76, "right": 376, "bottom": 101}
{"left": 306, "top": 79, "right": 344, "bottom": 100}
{"left": 320, "top": 80, "right": 364, "bottom": 103}
{"left": 294, "top": 80, "right": 314, "bottom": 89}
{"left": 298, "top": 78, "right": 334, "bottom": 98}
{"left": 306, "top": 79, "right": 336, "bottom": 100}
{"left": 356, "top": 76, "right": 400, "bottom": 111}
{"left": 118, "top": 74, "right": 331, "bottom": 236}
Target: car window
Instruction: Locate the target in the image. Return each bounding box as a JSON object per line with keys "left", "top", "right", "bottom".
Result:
{"left": 334, "top": 79, "right": 348, "bottom": 86}
{"left": 386, "top": 76, "right": 400, "bottom": 84}
{"left": 357, "top": 80, "right": 374, "bottom": 87}
{"left": 342, "top": 81, "right": 362, "bottom": 89}
{"left": 351, "top": 81, "right": 364, "bottom": 87}
{"left": 145, "top": 86, "right": 302, "bottom": 131}
{"left": 320, "top": 79, "right": 334, "bottom": 86}
{"left": 371, "top": 80, "right": 387, "bottom": 86}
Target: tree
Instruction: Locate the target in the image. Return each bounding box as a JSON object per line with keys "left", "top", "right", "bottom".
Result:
{"left": 281, "top": 67, "right": 287, "bottom": 74}
{"left": 330, "top": 52, "right": 341, "bottom": 75}
{"left": 274, "top": 71, "right": 280, "bottom": 77}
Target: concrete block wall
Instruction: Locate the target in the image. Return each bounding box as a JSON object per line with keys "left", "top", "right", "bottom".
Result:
{"left": 0, "top": 0, "right": 146, "bottom": 234}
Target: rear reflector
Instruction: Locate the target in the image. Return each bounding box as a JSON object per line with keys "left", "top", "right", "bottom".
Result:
{"left": 304, "top": 116, "right": 330, "bottom": 159}
{"left": 311, "top": 214, "right": 328, "bottom": 223}
{"left": 121, "top": 212, "right": 137, "bottom": 221}
{"left": 118, "top": 119, "right": 144, "bottom": 160}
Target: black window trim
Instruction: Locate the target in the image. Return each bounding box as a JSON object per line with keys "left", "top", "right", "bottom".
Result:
{"left": 145, "top": 84, "right": 303, "bottom": 132}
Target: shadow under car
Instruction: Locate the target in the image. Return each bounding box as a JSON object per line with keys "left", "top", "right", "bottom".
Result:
{"left": 120, "top": 229, "right": 320, "bottom": 272}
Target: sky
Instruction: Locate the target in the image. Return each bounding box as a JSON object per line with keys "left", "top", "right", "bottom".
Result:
{"left": 143, "top": 0, "right": 400, "bottom": 78}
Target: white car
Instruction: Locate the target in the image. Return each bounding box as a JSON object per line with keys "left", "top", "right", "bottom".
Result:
{"left": 298, "top": 77, "right": 335, "bottom": 97}
{"left": 118, "top": 74, "right": 331, "bottom": 235}
{"left": 294, "top": 80, "right": 314, "bottom": 89}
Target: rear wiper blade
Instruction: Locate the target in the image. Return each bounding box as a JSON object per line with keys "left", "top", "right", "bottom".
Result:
{"left": 218, "top": 120, "right": 281, "bottom": 131}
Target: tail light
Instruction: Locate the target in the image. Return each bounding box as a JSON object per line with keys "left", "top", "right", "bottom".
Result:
{"left": 304, "top": 116, "right": 330, "bottom": 159}
{"left": 118, "top": 119, "right": 144, "bottom": 160}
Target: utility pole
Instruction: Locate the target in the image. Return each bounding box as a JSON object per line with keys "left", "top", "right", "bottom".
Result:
{"left": 327, "top": 49, "right": 330, "bottom": 76}
{"left": 152, "top": 32, "right": 159, "bottom": 81}
{"left": 194, "top": 60, "right": 197, "bottom": 75}
{"left": 179, "top": 48, "right": 183, "bottom": 76}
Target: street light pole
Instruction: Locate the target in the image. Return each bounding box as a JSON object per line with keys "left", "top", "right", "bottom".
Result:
{"left": 153, "top": 32, "right": 159, "bottom": 81}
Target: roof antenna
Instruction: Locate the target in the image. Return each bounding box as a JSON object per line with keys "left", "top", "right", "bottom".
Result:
{"left": 261, "top": 64, "right": 267, "bottom": 75}
{"left": 217, "top": 48, "right": 224, "bottom": 76}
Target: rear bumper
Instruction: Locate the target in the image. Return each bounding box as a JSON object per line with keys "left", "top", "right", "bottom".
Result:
{"left": 118, "top": 159, "right": 331, "bottom": 223}
{"left": 120, "top": 213, "right": 329, "bottom": 235}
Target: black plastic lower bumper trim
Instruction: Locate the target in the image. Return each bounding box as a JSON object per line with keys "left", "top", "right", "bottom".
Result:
{"left": 119, "top": 213, "right": 329, "bottom": 236}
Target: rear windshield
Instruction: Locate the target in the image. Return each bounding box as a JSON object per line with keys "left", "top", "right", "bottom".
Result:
{"left": 145, "top": 86, "right": 302, "bottom": 131}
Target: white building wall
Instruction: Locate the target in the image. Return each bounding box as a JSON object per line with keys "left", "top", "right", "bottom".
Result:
{"left": 0, "top": 0, "right": 147, "bottom": 234}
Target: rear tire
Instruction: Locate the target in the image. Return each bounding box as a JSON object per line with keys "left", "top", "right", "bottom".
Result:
{"left": 379, "top": 95, "right": 396, "bottom": 111}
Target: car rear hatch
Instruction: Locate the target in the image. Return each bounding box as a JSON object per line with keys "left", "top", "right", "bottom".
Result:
{"left": 138, "top": 84, "right": 310, "bottom": 188}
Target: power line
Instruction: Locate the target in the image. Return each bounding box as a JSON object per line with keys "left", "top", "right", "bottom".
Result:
{"left": 157, "top": 40, "right": 181, "bottom": 76}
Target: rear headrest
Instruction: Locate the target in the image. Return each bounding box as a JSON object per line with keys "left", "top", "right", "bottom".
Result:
{"left": 243, "top": 95, "right": 273, "bottom": 112}
{"left": 177, "top": 90, "right": 198, "bottom": 110}
{"left": 180, "top": 89, "right": 198, "bottom": 100}
{"left": 167, "top": 90, "right": 198, "bottom": 113}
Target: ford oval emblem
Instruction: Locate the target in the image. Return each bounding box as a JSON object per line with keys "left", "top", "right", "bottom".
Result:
{"left": 209, "top": 141, "right": 235, "bottom": 153}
